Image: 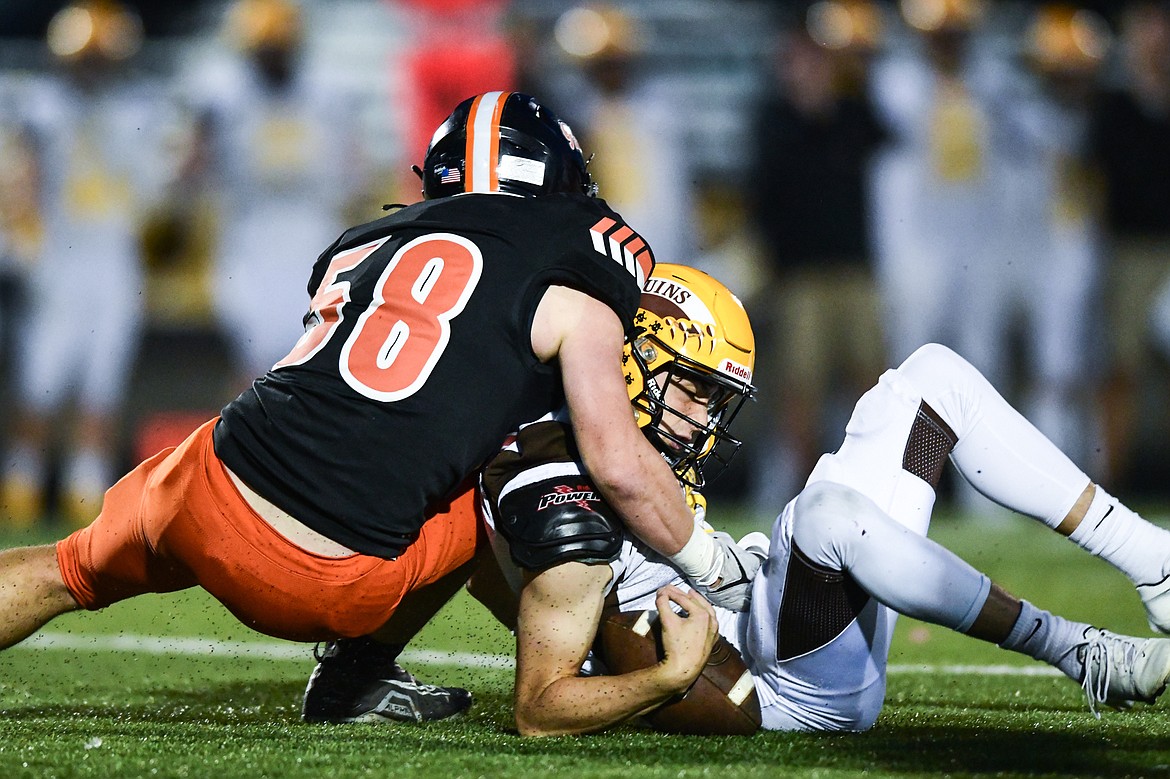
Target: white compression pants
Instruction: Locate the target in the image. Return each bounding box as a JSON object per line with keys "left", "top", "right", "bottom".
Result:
{"left": 743, "top": 343, "right": 1092, "bottom": 731}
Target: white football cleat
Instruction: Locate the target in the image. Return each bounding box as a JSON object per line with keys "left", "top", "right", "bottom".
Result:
{"left": 1078, "top": 629, "right": 1170, "bottom": 717}
{"left": 1136, "top": 576, "right": 1170, "bottom": 634}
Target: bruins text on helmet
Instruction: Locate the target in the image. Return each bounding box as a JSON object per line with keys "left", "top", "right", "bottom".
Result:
{"left": 418, "top": 91, "right": 595, "bottom": 200}
{"left": 623, "top": 263, "right": 757, "bottom": 488}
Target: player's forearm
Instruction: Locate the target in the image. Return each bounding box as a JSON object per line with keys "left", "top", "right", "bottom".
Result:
{"left": 589, "top": 445, "right": 723, "bottom": 585}
{"left": 589, "top": 437, "right": 697, "bottom": 552}
{"left": 515, "top": 664, "right": 691, "bottom": 737}
{"left": 558, "top": 311, "right": 698, "bottom": 558}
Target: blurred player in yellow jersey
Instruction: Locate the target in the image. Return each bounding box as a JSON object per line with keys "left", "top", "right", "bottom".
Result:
{"left": 1, "top": 1, "right": 173, "bottom": 528}
{"left": 174, "top": 0, "right": 368, "bottom": 387}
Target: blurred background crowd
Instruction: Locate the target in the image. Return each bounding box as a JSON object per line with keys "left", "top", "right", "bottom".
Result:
{"left": 0, "top": 0, "right": 1168, "bottom": 529}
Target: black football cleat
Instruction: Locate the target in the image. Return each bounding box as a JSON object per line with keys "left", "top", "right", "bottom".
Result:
{"left": 302, "top": 638, "right": 472, "bottom": 724}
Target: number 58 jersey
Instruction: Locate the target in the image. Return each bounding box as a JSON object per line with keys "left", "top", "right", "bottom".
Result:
{"left": 213, "top": 192, "right": 652, "bottom": 558}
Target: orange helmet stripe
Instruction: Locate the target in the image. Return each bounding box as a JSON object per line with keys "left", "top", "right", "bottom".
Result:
{"left": 465, "top": 91, "right": 510, "bottom": 193}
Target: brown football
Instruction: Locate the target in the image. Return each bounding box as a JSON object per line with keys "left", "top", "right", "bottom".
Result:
{"left": 596, "top": 608, "right": 761, "bottom": 735}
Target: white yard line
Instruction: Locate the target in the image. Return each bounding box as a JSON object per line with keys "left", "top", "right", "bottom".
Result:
{"left": 16, "top": 632, "right": 513, "bottom": 669}
{"left": 887, "top": 663, "right": 1060, "bottom": 677}
{"left": 14, "top": 632, "right": 1059, "bottom": 676}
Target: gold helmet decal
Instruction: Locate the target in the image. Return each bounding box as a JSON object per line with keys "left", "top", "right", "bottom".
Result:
{"left": 623, "top": 263, "right": 756, "bottom": 487}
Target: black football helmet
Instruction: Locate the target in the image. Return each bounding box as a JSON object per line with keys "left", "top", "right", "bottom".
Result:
{"left": 420, "top": 92, "right": 596, "bottom": 200}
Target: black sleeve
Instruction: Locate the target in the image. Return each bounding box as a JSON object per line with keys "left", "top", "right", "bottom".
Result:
{"left": 303, "top": 232, "right": 346, "bottom": 299}
{"left": 545, "top": 194, "right": 652, "bottom": 330}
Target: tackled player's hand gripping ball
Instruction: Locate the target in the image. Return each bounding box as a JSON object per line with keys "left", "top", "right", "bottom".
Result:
{"left": 596, "top": 608, "right": 761, "bottom": 735}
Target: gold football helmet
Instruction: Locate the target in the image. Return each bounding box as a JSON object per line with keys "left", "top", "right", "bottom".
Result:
{"left": 623, "top": 264, "right": 756, "bottom": 487}
{"left": 1026, "top": 5, "right": 1110, "bottom": 76}
{"left": 553, "top": 4, "right": 642, "bottom": 61}
{"left": 806, "top": 0, "right": 884, "bottom": 52}
{"left": 225, "top": 0, "right": 303, "bottom": 53}
{"left": 899, "top": 0, "right": 984, "bottom": 33}
{"left": 47, "top": 1, "right": 143, "bottom": 63}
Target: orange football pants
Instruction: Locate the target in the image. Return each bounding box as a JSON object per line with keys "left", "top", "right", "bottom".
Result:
{"left": 56, "top": 419, "right": 484, "bottom": 642}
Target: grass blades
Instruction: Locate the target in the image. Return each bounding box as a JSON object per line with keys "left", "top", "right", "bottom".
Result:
{"left": 2, "top": 511, "right": 1170, "bottom": 778}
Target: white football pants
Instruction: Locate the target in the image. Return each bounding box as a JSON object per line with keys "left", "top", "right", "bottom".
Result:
{"left": 743, "top": 343, "right": 1091, "bottom": 731}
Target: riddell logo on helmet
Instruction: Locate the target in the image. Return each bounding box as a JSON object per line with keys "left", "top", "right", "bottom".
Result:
{"left": 721, "top": 359, "right": 752, "bottom": 382}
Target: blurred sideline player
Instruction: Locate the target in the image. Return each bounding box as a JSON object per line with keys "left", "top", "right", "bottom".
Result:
{"left": 176, "top": 0, "right": 367, "bottom": 386}
{"left": 0, "top": 2, "right": 169, "bottom": 528}
{"left": 0, "top": 92, "right": 762, "bottom": 724}
{"left": 470, "top": 264, "right": 1170, "bottom": 736}
{"left": 982, "top": 4, "right": 1108, "bottom": 465}
{"left": 0, "top": 81, "right": 40, "bottom": 457}
{"left": 746, "top": 0, "right": 888, "bottom": 508}
{"left": 1090, "top": 2, "right": 1170, "bottom": 489}
{"left": 868, "top": 0, "right": 1033, "bottom": 399}
{"left": 869, "top": 0, "right": 1051, "bottom": 517}
{"left": 555, "top": 4, "right": 697, "bottom": 271}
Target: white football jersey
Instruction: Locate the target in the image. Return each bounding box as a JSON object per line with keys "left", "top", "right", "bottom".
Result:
{"left": 186, "top": 59, "right": 359, "bottom": 217}
{"left": 179, "top": 56, "right": 365, "bottom": 377}
{"left": 18, "top": 74, "right": 172, "bottom": 273}
{"left": 9, "top": 71, "right": 173, "bottom": 413}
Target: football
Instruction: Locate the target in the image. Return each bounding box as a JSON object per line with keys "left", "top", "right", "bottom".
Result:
{"left": 596, "top": 608, "right": 762, "bottom": 735}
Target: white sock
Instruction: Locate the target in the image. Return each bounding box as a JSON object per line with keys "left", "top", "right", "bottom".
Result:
{"left": 999, "top": 599, "right": 1090, "bottom": 682}
{"left": 1069, "top": 487, "right": 1170, "bottom": 587}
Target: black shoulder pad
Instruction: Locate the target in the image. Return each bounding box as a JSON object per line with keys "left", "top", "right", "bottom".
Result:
{"left": 496, "top": 475, "right": 622, "bottom": 571}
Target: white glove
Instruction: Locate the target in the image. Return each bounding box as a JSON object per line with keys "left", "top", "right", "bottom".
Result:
{"left": 693, "top": 531, "right": 766, "bottom": 611}
{"left": 669, "top": 525, "right": 766, "bottom": 611}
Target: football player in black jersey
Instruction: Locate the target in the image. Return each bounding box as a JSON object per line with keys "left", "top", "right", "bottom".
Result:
{"left": 0, "top": 92, "right": 762, "bottom": 724}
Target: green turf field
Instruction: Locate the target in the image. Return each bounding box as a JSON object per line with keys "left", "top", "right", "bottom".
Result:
{"left": 2, "top": 509, "right": 1169, "bottom": 778}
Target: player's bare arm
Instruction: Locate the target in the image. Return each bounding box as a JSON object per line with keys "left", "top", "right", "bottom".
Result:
{"left": 531, "top": 285, "right": 697, "bottom": 556}
{"left": 530, "top": 279, "right": 762, "bottom": 610}
{"left": 513, "top": 560, "right": 716, "bottom": 737}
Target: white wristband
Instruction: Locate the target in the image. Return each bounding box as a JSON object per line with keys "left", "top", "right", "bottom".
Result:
{"left": 667, "top": 523, "right": 722, "bottom": 586}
